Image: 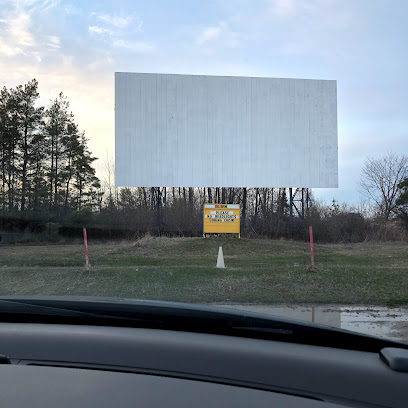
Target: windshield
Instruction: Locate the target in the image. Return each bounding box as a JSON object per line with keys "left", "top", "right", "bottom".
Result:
{"left": 0, "top": 0, "right": 407, "bottom": 345}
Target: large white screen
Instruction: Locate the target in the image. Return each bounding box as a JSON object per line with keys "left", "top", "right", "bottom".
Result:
{"left": 115, "top": 72, "right": 338, "bottom": 188}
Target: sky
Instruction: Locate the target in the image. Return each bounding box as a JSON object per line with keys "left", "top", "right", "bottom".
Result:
{"left": 0, "top": 0, "right": 407, "bottom": 205}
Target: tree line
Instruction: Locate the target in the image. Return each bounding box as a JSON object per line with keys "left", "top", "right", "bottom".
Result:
{"left": 98, "top": 185, "right": 299, "bottom": 238}
{"left": 95, "top": 152, "right": 408, "bottom": 243}
{"left": 1, "top": 79, "right": 407, "bottom": 243}
{"left": 0, "top": 79, "right": 100, "bottom": 219}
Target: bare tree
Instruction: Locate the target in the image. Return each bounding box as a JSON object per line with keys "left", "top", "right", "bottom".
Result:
{"left": 102, "top": 154, "right": 114, "bottom": 187}
{"left": 359, "top": 153, "right": 408, "bottom": 219}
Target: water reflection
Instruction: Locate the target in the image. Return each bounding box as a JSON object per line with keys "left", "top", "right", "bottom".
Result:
{"left": 215, "top": 305, "right": 408, "bottom": 343}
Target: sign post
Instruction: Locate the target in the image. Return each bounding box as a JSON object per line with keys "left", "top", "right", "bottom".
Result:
{"left": 83, "top": 227, "right": 89, "bottom": 271}
{"left": 203, "top": 204, "right": 240, "bottom": 237}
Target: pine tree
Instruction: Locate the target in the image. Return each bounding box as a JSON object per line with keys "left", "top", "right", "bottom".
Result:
{"left": 44, "top": 92, "right": 73, "bottom": 214}
{"left": 0, "top": 86, "right": 20, "bottom": 212}
{"left": 72, "top": 133, "right": 99, "bottom": 211}
{"left": 30, "top": 131, "right": 48, "bottom": 212}
{"left": 13, "top": 79, "right": 44, "bottom": 212}
{"left": 0, "top": 87, "right": 10, "bottom": 212}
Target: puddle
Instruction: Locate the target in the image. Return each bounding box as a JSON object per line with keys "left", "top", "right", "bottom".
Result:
{"left": 214, "top": 304, "right": 408, "bottom": 344}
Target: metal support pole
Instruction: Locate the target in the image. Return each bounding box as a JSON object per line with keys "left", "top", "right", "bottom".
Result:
{"left": 150, "top": 187, "right": 155, "bottom": 209}
{"left": 156, "top": 187, "right": 162, "bottom": 236}
{"left": 306, "top": 188, "right": 310, "bottom": 216}
{"left": 289, "top": 188, "right": 293, "bottom": 238}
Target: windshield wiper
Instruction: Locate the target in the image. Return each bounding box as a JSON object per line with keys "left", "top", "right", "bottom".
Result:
{"left": 0, "top": 296, "right": 406, "bottom": 353}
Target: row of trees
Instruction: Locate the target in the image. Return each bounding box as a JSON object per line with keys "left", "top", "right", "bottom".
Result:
{"left": 90, "top": 153, "right": 408, "bottom": 243}
{"left": 97, "top": 186, "right": 299, "bottom": 238}
{"left": 66, "top": 181, "right": 406, "bottom": 243}
{"left": 0, "top": 79, "right": 100, "bottom": 218}
{"left": 0, "top": 79, "right": 407, "bottom": 243}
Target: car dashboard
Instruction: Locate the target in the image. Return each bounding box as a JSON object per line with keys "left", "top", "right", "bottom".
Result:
{"left": 0, "top": 322, "right": 406, "bottom": 407}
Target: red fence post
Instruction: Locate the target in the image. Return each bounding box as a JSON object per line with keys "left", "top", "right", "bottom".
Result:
{"left": 83, "top": 227, "right": 89, "bottom": 270}
{"left": 309, "top": 226, "right": 314, "bottom": 268}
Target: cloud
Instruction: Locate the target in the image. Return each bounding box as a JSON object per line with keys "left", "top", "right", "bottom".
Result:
{"left": 88, "top": 25, "right": 114, "bottom": 36}
{"left": 197, "top": 23, "right": 224, "bottom": 45}
{"left": 90, "top": 12, "right": 143, "bottom": 32}
{"left": 196, "top": 21, "right": 246, "bottom": 48}
{"left": 47, "top": 35, "right": 60, "bottom": 48}
{"left": 0, "top": 1, "right": 61, "bottom": 59}
{"left": 0, "top": 10, "right": 34, "bottom": 57}
{"left": 6, "top": 11, "right": 35, "bottom": 46}
{"left": 88, "top": 11, "right": 148, "bottom": 52}
{"left": 9, "top": 0, "right": 60, "bottom": 14}
{"left": 0, "top": 40, "right": 23, "bottom": 57}
{"left": 96, "top": 13, "right": 132, "bottom": 29}
{"left": 112, "top": 39, "right": 154, "bottom": 53}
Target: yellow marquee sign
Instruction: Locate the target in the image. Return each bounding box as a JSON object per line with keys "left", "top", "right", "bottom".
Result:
{"left": 203, "top": 204, "right": 240, "bottom": 237}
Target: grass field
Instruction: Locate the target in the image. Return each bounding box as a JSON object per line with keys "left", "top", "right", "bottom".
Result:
{"left": 0, "top": 236, "right": 407, "bottom": 305}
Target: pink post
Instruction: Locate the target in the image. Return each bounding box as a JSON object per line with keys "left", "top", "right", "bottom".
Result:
{"left": 83, "top": 227, "right": 89, "bottom": 270}
{"left": 309, "top": 226, "right": 314, "bottom": 268}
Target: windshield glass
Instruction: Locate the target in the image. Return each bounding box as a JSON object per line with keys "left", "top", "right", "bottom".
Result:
{"left": 0, "top": 0, "right": 407, "bottom": 345}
